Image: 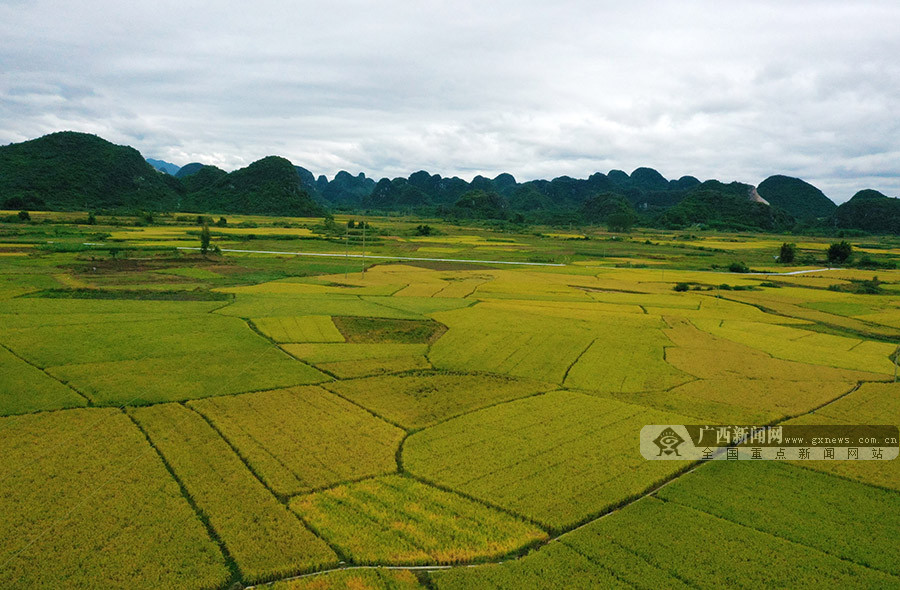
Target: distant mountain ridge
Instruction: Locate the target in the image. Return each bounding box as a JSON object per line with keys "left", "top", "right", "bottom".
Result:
{"left": 3, "top": 131, "right": 899, "bottom": 233}
{"left": 146, "top": 158, "right": 180, "bottom": 175}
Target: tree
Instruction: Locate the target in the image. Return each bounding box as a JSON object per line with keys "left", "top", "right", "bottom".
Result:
{"left": 87, "top": 211, "right": 97, "bottom": 225}
{"left": 415, "top": 224, "right": 432, "bottom": 236}
{"left": 779, "top": 242, "right": 796, "bottom": 264}
{"left": 216, "top": 216, "right": 227, "bottom": 227}
{"left": 607, "top": 211, "right": 636, "bottom": 232}
{"left": 200, "top": 224, "right": 211, "bottom": 255}
{"left": 827, "top": 241, "right": 852, "bottom": 264}
{"left": 17, "top": 210, "right": 30, "bottom": 221}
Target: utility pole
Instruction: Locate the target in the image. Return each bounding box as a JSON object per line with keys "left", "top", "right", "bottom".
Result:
{"left": 344, "top": 223, "right": 350, "bottom": 279}
{"left": 361, "top": 218, "right": 367, "bottom": 278}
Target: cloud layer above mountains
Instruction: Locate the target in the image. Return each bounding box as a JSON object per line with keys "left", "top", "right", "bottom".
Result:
{"left": 2, "top": 0, "right": 899, "bottom": 202}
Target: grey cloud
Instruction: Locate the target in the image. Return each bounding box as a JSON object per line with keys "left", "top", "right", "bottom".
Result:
{"left": 2, "top": 0, "right": 900, "bottom": 200}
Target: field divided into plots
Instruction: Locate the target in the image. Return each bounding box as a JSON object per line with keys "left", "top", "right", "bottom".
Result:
{"left": 269, "top": 569, "right": 425, "bottom": 589}
{"left": 0, "top": 345, "right": 86, "bottom": 415}
{"left": 324, "top": 372, "right": 553, "bottom": 429}
{"left": 130, "top": 403, "right": 338, "bottom": 583}
{"left": 0, "top": 300, "right": 327, "bottom": 406}
{"left": 432, "top": 462, "right": 900, "bottom": 589}
{"left": 4, "top": 218, "right": 900, "bottom": 589}
{"left": 0, "top": 408, "right": 229, "bottom": 589}
{"left": 404, "top": 390, "right": 695, "bottom": 530}
{"left": 290, "top": 475, "right": 546, "bottom": 564}
{"left": 786, "top": 382, "right": 900, "bottom": 491}
{"left": 189, "top": 386, "right": 404, "bottom": 496}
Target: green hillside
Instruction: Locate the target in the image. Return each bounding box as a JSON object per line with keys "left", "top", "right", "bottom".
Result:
{"left": 184, "top": 156, "right": 325, "bottom": 216}
{"left": 0, "top": 131, "right": 179, "bottom": 211}
{"left": 657, "top": 181, "right": 795, "bottom": 231}
{"left": 833, "top": 189, "right": 900, "bottom": 233}
{"left": 757, "top": 175, "right": 836, "bottom": 219}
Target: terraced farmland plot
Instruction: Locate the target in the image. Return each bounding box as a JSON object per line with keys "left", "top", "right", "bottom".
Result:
{"left": 787, "top": 382, "right": 900, "bottom": 491}
{"left": 332, "top": 316, "right": 445, "bottom": 344}
{"left": 657, "top": 460, "right": 900, "bottom": 576}
{"left": 220, "top": 279, "right": 403, "bottom": 296}
{"left": 471, "top": 275, "right": 596, "bottom": 302}
{"left": 433, "top": 277, "right": 488, "bottom": 298}
{"left": 429, "top": 305, "right": 598, "bottom": 383}
{"left": 430, "top": 302, "right": 683, "bottom": 386}
{"left": 291, "top": 475, "right": 546, "bottom": 564}
{"left": 282, "top": 342, "right": 428, "bottom": 363}
{"left": 130, "top": 404, "right": 337, "bottom": 583}
{"left": 404, "top": 390, "right": 693, "bottom": 530}
{"left": 723, "top": 290, "right": 900, "bottom": 339}
{"left": 662, "top": 318, "right": 888, "bottom": 383}
{"left": 283, "top": 341, "right": 432, "bottom": 378}
{"left": 316, "top": 355, "right": 432, "bottom": 379}
{"left": 48, "top": 347, "right": 327, "bottom": 405}
{"left": 431, "top": 327, "right": 594, "bottom": 383}
{"left": 394, "top": 280, "right": 447, "bottom": 298}
{"left": 0, "top": 345, "right": 86, "bottom": 415}
{"left": 154, "top": 266, "right": 225, "bottom": 279}
{"left": 613, "top": 378, "right": 856, "bottom": 423}
{"left": 0, "top": 297, "right": 226, "bottom": 318}
{"left": 693, "top": 318, "right": 897, "bottom": 374}
{"left": 431, "top": 540, "right": 633, "bottom": 590}
{"left": 361, "top": 295, "right": 473, "bottom": 315}
{"left": 476, "top": 298, "right": 644, "bottom": 319}
{"left": 189, "top": 386, "right": 404, "bottom": 496}
{"left": 857, "top": 308, "right": 900, "bottom": 329}
{"left": 643, "top": 293, "right": 812, "bottom": 323}
{"left": 583, "top": 290, "right": 701, "bottom": 309}
{"left": 270, "top": 568, "right": 425, "bottom": 589}
{"left": 252, "top": 315, "right": 345, "bottom": 343}
{"left": 325, "top": 372, "right": 553, "bottom": 428}
{"left": 0, "top": 314, "right": 271, "bottom": 367}
{"left": 217, "top": 293, "right": 423, "bottom": 319}
{"left": 563, "top": 326, "right": 692, "bottom": 393}
{"left": 0, "top": 408, "right": 228, "bottom": 589}
{"left": 432, "top": 495, "right": 900, "bottom": 589}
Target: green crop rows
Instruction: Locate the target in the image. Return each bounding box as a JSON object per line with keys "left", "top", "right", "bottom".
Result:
{"left": 2, "top": 217, "right": 899, "bottom": 588}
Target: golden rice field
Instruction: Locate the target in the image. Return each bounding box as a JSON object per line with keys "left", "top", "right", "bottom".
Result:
{"left": 290, "top": 475, "right": 546, "bottom": 564}
{"left": 1, "top": 215, "right": 899, "bottom": 588}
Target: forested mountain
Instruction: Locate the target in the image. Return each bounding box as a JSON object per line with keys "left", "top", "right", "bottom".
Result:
{"left": 183, "top": 156, "right": 324, "bottom": 216}
{"left": 175, "top": 162, "right": 206, "bottom": 178}
{"left": 176, "top": 164, "right": 228, "bottom": 194}
{"left": 757, "top": 175, "right": 837, "bottom": 220}
{"left": 0, "top": 132, "right": 180, "bottom": 210}
{"left": 0, "top": 133, "right": 322, "bottom": 216}
{"left": 833, "top": 190, "right": 900, "bottom": 233}
{"left": 657, "top": 181, "right": 795, "bottom": 231}
{"left": 5, "top": 131, "right": 900, "bottom": 233}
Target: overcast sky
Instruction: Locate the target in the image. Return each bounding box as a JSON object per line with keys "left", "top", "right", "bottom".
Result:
{"left": 1, "top": 1, "right": 899, "bottom": 202}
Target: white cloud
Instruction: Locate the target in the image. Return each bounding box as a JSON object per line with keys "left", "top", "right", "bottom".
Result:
{"left": 1, "top": 0, "right": 899, "bottom": 201}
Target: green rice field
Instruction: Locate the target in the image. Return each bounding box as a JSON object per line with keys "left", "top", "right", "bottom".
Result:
{"left": 1, "top": 213, "right": 899, "bottom": 588}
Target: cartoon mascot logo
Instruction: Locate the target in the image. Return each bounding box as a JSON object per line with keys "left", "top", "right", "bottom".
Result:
{"left": 653, "top": 427, "right": 685, "bottom": 457}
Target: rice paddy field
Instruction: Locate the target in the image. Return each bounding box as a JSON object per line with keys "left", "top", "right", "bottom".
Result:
{"left": 1, "top": 212, "right": 899, "bottom": 589}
